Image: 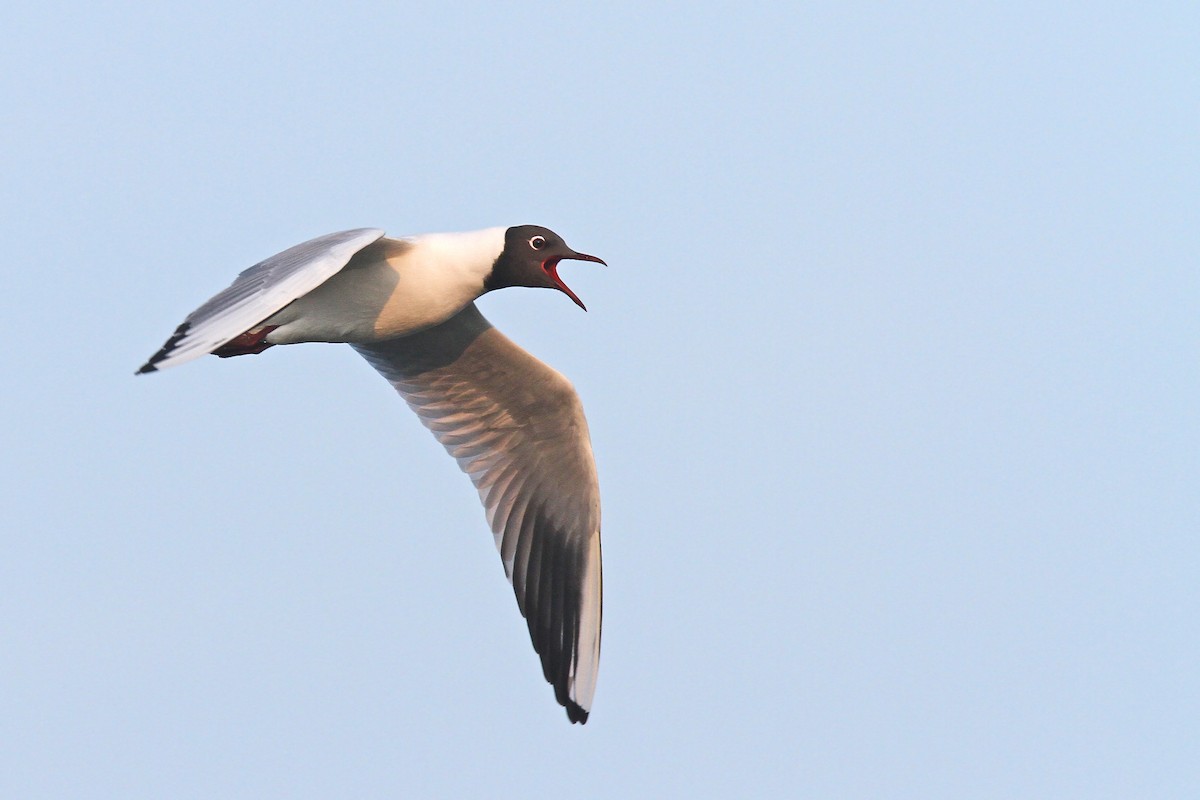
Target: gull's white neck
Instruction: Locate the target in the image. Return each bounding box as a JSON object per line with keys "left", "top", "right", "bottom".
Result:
{"left": 405, "top": 227, "right": 507, "bottom": 278}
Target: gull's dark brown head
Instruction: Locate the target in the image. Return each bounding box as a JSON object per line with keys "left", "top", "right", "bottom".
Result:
{"left": 485, "top": 225, "right": 606, "bottom": 310}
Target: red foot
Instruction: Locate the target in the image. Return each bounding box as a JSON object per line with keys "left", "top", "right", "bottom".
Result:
{"left": 214, "top": 326, "right": 279, "bottom": 358}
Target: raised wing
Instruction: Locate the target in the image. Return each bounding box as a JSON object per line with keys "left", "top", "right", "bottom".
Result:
{"left": 354, "top": 304, "right": 602, "bottom": 723}
{"left": 137, "top": 228, "right": 385, "bottom": 373}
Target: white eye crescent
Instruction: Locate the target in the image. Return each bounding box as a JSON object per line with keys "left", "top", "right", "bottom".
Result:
{"left": 529, "top": 235, "right": 547, "bottom": 250}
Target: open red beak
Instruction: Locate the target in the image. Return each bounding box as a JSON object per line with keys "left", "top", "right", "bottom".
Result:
{"left": 544, "top": 250, "right": 606, "bottom": 311}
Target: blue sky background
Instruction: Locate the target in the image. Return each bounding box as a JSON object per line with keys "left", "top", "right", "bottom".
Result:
{"left": 2, "top": 3, "right": 1196, "bottom": 797}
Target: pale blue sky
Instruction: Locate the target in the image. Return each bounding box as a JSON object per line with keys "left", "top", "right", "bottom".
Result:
{"left": 2, "top": 2, "right": 1196, "bottom": 798}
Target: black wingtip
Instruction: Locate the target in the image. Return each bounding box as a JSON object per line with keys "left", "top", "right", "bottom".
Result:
{"left": 565, "top": 703, "right": 589, "bottom": 724}
{"left": 136, "top": 321, "right": 192, "bottom": 375}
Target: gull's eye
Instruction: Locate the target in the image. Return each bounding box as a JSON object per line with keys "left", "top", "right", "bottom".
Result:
{"left": 529, "top": 235, "right": 547, "bottom": 250}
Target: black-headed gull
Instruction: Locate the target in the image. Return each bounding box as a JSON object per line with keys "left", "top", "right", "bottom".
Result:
{"left": 139, "top": 226, "right": 605, "bottom": 723}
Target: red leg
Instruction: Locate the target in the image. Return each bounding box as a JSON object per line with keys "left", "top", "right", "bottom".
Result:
{"left": 213, "top": 325, "right": 279, "bottom": 358}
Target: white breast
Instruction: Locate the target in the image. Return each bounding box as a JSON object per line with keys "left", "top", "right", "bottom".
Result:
{"left": 264, "top": 227, "right": 506, "bottom": 344}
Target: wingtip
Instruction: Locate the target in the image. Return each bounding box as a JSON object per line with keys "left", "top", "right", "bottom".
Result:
{"left": 542, "top": 670, "right": 590, "bottom": 723}
{"left": 136, "top": 321, "right": 192, "bottom": 376}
